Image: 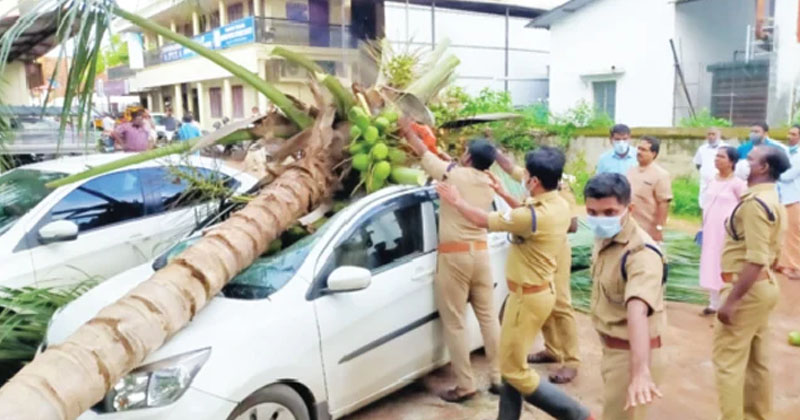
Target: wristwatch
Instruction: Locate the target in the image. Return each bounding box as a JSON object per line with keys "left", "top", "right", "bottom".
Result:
{"left": 655, "top": 225, "right": 664, "bottom": 232}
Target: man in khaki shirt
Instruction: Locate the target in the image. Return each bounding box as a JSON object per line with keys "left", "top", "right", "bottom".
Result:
{"left": 438, "top": 147, "right": 592, "bottom": 420}
{"left": 399, "top": 119, "right": 501, "bottom": 402}
{"left": 713, "top": 146, "right": 790, "bottom": 420}
{"left": 495, "top": 152, "right": 582, "bottom": 383}
{"left": 626, "top": 136, "right": 672, "bottom": 243}
{"left": 584, "top": 173, "right": 666, "bottom": 420}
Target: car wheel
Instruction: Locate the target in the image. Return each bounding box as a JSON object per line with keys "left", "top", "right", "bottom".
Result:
{"left": 228, "top": 384, "right": 311, "bottom": 420}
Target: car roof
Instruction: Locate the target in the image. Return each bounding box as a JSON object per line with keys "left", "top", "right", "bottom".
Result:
{"left": 19, "top": 153, "right": 238, "bottom": 176}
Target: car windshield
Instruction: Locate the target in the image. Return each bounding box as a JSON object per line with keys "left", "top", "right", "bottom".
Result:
{"left": 0, "top": 169, "right": 66, "bottom": 235}
{"left": 161, "top": 210, "right": 341, "bottom": 300}
{"left": 151, "top": 115, "right": 166, "bottom": 125}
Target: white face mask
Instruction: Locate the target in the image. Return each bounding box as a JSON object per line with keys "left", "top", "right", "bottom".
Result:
{"left": 586, "top": 212, "right": 626, "bottom": 238}
{"left": 613, "top": 140, "right": 629, "bottom": 155}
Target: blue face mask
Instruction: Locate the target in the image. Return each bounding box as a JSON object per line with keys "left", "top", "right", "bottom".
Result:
{"left": 586, "top": 213, "right": 625, "bottom": 239}
{"left": 612, "top": 140, "right": 629, "bottom": 155}
{"left": 790, "top": 145, "right": 799, "bottom": 155}
{"left": 749, "top": 133, "right": 763, "bottom": 143}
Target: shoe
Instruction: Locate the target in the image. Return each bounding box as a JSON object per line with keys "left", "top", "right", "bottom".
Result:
{"left": 701, "top": 307, "right": 717, "bottom": 316}
{"left": 527, "top": 350, "right": 558, "bottom": 364}
{"left": 496, "top": 381, "right": 522, "bottom": 420}
{"left": 488, "top": 382, "right": 502, "bottom": 395}
{"left": 549, "top": 366, "right": 578, "bottom": 384}
{"left": 439, "top": 387, "right": 477, "bottom": 403}
{"left": 523, "top": 381, "right": 591, "bottom": 420}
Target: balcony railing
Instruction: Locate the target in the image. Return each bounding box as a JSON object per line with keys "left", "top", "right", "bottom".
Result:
{"left": 144, "top": 16, "right": 355, "bottom": 67}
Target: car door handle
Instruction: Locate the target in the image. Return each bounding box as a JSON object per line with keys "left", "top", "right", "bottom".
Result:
{"left": 412, "top": 268, "right": 435, "bottom": 281}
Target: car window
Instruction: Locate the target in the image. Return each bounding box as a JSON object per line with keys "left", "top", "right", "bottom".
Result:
{"left": 48, "top": 170, "right": 145, "bottom": 232}
{"left": 140, "top": 166, "right": 240, "bottom": 213}
{"left": 0, "top": 169, "right": 65, "bottom": 235}
{"left": 327, "top": 201, "right": 424, "bottom": 275}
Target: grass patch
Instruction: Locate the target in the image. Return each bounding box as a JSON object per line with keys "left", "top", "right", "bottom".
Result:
{"left": 671, "top": 175, "right": 701, "bottom": 220}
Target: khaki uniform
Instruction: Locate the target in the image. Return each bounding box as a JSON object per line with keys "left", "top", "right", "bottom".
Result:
{"left": 511, "top": 166, "right": 581, "bottom": 367}
{"left": 421, "top": 152, "right": 501, "bottom": 391}
{"left": 626, "top": 163, "right": 672, "bottom": 240}
{"left": 713, "top": 183, "right": 785, "bottom": 420}
{"left": 591, "top": 216, "right": 666, "bottom": 420}
{"left": 488, "top": 190, "right": 570, "bottom": 395}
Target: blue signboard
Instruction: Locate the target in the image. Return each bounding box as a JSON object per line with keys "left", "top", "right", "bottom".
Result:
{"left": 160, "top": 16, "right": 255, "bottom": 64}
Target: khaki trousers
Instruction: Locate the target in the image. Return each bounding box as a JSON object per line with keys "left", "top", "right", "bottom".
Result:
{"left": 712, "top": 279, "right": 779, "bottom": 420}
{"left": 600, "top": 345, "right": 664, "bottom": 420}
{"left": 541, "top": 240, "right": 581, "bottom": 367}
{"left": 436, "top": 250, "right": 501, "bottom": 391}
{"left": 500, "top": 286, "right": 556, "bottom": 395}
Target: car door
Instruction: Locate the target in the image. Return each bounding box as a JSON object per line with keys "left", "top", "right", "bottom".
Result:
{"left": 312, "top": 191, "right": 439, "bottom": 417}
{"left": 26, "top": 169, "right": 149, "bottom": 288}
{"left": 138, "top": 166, "right": 237, "bottom": 259}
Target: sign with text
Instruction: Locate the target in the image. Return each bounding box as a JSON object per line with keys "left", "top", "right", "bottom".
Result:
{"left": 160, "top": 16, "right": 255, "bottom": 64}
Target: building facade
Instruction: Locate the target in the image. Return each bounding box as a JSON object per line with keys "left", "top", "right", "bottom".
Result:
{"left": 384, "top": 0, "right": 550, "bottom": 106}
{"left": 532, "top": 0, "right": 800, "bottom": 127}
{"left": 117, "top": 0, "right": 379, "bottom": 130}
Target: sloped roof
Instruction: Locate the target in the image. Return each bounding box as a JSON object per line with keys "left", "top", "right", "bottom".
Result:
{"left": 526, "top": 0, "right": 599, "bottom": 28}
{"left": 0, "top": 9, "right": 61, "bottom": 62}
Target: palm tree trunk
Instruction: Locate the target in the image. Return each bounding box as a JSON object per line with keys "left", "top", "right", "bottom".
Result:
{"left": 0, "top": 108, "right": 340, "bottom": 420}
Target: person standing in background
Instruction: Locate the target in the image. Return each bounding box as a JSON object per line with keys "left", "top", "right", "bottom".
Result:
{"left": 698, "top": 146, "right": 747, "bottom": 315}
{"left": 778, "top": 125, "right": 800, "bottom": 277}
{"left": 111, "top": 110, "right": 150, "bottom": 152}
{"left": 596, "top": 124, "right": 638, "bottom": 175}
{"left": 694, "top": 128, "right": 726, "bottom": 210}
{"left": 735, "top": 123, "right": 788, "bottom": 179}
{"left": 177, "top": 113, "right": 201, "bottom": 141}
{"left": 626, "top": 136, "right": 672, "bottom": 244}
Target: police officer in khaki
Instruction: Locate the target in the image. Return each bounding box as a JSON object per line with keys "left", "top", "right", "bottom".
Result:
{"left": 399, "top": 118, "right": 501, "bottom": 402}
{"left": 714, "top": 145, "right": 790, "bottom": 420}
{"left": 438, "top": 147, "right": 592, "bottom": 420}
{"left": 583, "top": 173, "right": 666, "bottom": 420}
{"left": 495, "top": 153, "right": 582, "bottom": 383}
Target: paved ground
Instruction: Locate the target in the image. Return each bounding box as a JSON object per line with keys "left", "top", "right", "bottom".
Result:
{"left": 344, "top": 275, "right": 800, "bottom": 419}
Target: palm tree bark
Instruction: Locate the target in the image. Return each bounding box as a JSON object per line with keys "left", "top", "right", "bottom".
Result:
{"left": 0, "top": 106, "right": 342, "bottom": 420}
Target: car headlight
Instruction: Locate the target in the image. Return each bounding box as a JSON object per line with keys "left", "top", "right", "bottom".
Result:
{"left": 97, "top": 348, "right": 210, "bottom": 413}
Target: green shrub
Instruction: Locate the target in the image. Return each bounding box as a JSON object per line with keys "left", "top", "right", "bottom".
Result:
{"left": 671, "top": 175, "right": 701, "bottom": 219}
{"left": 564, "top": 151, "right": 592, "bottom": 204}
{"left": 679, "top": 108, "right": 732, "bottom": 128}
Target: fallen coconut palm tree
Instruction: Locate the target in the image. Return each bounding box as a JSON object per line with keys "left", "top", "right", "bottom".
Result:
{"left": 0, "top": 2, "right": 458, "bottom": 418}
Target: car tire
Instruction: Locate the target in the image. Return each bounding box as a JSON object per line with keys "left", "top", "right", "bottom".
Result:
{"left": 227, "top": 384, "right": 311, "bottom": 420}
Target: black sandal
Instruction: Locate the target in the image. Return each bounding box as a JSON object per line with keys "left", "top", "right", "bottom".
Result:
{"left": 439, "top": 387, "right": 477, "bottom": 403}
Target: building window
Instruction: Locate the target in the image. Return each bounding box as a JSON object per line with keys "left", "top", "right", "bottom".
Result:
{"left": 248, "top": 0, "right": 255, "bottom": 16}
{"left": 593, "top": 81, "right": 616, "bottom": 121}
{"left": 209, "top": 87, "right": 222, "bottom": 118}
{"left": 183, "top": 23, "right": 193, "bottom": 37}
{"left": 210, "top": 12, "right": 220, "bottom": 29}
{"left": 232, "top": 85, "right": 244, "bottom": 118}
{"left": 228, "top": 3, "right": 244, "bottom": 22}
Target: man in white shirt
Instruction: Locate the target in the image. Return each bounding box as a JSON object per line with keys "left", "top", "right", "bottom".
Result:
{"left": 693, "top": 127, "right": 725, "bottom": 209}
{"left": 102, "top": 113, "right": 116, "bottom": 133}
{"left": 778, "top": 125, "right": 800, "bottom": 275}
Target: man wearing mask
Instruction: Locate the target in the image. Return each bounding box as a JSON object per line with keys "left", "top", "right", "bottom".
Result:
{"left": 596, "top": 124, "right": 638, "bottom": 175}
{"left": 626, "top": 137, "right": 672, "bottom": 243}
{"left": 438, "top": 147, "right": 593, "bottom": 420}
{"left": 584, "top": 173, "right": 666, "bottom": 420}
{"left": 778, "top": 125, "right": 800, "bottom": 276}
{"left": 694, "top": 128, "right": 726, "bottom": 209}
{"left": 735, "top": 122, "right": 788, "bottom": 179}
{"left": 714, "top": 146, "right": 790, "bottom": 420}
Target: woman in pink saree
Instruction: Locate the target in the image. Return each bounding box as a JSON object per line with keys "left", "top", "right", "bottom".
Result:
{"left": 699, "top": 146, "right": 747, "bottom": 315}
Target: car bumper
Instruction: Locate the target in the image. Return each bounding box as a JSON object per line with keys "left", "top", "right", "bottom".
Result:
{"left": 77, "top": 387, "right": 236, "bottom": 419}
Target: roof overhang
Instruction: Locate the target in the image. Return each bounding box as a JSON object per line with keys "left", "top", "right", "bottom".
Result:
{"left": 526, "top": 0, "right": 599, "bottom": 29}
{"left": 387, "top": 0, "right": 547, "bottom": 19}
{"left": 0, "top": 9, "right": 61, "bottom": 62}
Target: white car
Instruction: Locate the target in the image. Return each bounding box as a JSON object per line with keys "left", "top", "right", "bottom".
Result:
{"left": 0, "top": 154, "right": 257, "bottom": 289}
{"left": 45, "top": 186, "right": 511, "bottom": 420}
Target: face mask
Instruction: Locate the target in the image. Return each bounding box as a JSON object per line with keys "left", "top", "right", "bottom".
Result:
{"left": 749, "top": 133, "right": 763, "bottom": 143}
{"left": 586, "top": 213, "right": 625, "bottom": 239}
{"left": 790, "top": 145, "right": 799, "bottom": 155}
{"left": 613, "top": 140, "right": 629, "bottom": 155}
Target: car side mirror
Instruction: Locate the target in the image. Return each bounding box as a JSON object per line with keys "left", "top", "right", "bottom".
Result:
{"left": 38, "top": 220, "right": 79, "bottom": 244}
{"left": 326, "top": 266, "right": 371, "bottom": 294}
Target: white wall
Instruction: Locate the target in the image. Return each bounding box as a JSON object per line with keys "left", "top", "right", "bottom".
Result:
{"left": 673, "top": 0, "right": 753, "bottom": 121}
{"left": 385, "top": 3, "right": 550, "bottom": 105}
{"left": 0, "top": 61, "right": 31, "bottom": 106}
{"left": 768, "top": 0, "right": 800, "bottom": 124}
{"left": 548, "top": 0, "right": 676, "bottom": 126}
